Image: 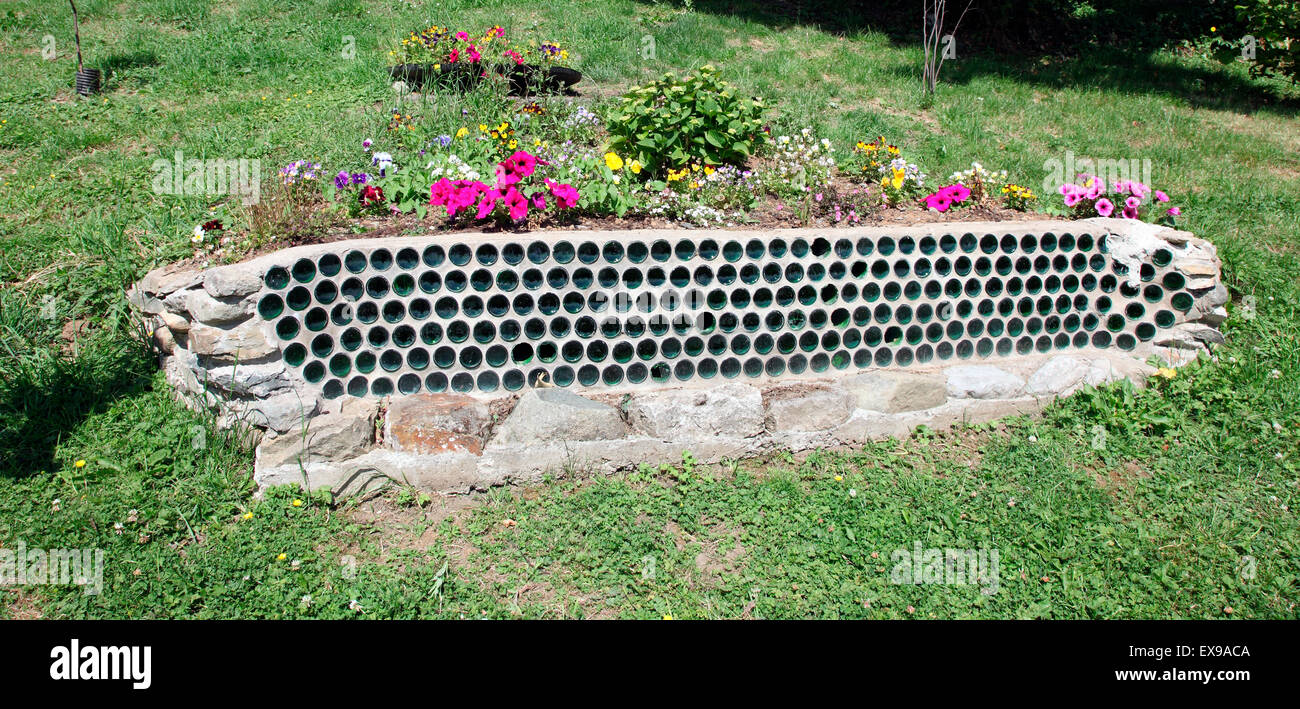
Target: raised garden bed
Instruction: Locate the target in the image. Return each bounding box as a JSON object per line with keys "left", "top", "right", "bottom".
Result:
{"left": 132, "top": 218, "right": 1226, "bottom": 498}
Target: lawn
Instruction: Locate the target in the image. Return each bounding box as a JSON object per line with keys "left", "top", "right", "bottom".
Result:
{"left": 0, "top": 0, "right": 1297, "bottom": 619}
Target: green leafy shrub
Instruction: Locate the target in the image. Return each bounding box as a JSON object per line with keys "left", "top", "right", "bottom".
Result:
{"left": 606, "top": 65, "right": 766, "bottom": 176}
{"left": 1235, "top": 0, "right": 1299, "bottom": 82}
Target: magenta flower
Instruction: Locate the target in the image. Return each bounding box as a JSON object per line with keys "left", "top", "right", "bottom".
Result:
{"left": 530, "top": 191, "right": 547, "bottom": 210}
{"left": 476, "top": 189, "right": 501, "bottom": 220}
{"left": 504, "top": 187, "right": 529, "bottom": 220}
{"left": 1063, "top": 191, "right": 1083, "bottom": 208}
{"left": 1125, "top": 196, "right": 1141, "bottom": 210}
{"left": 942, "top": 183, "right": 971, "bottom": 202}
{"left": 1094, "top": 198, "right": 1115, "bottom": 217}
{"left": 1154, "top": 190, "right": 1169, "bottom": 203}
{"left": 544, "top": 178, "right": 580, "bottom": 209}
{"left": 1121, "top": 205, "right": 1139, "bottom": 219}
{"left": 1166, "top": 206, "right": 1181, "bottom": 216}
{"left": 923, "top": 193, "right": 952, "bottom": 212}
{"left": 455, "top": 31, "right": 469, "bottom": 41}
{"left": 503, "top": 151, "right": 537, "bottom": 179}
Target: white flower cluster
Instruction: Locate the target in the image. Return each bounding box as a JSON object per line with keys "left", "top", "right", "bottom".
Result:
{"left": 565, "top": 105, "right": 600, "bottom": 128}
{"left": 949, "top": 161, "right": 1007, "bottom": 187}
{"left": 644, "top": 189, "right": 730, "bottom": 225}
{"left": 765, "top": 128, "right": 837, "bottom": 194}
{"left": 426, "top": 153, "right": 482, "bottom": 182}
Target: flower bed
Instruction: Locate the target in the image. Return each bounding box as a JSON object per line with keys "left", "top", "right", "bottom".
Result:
{"left": 187, "top": 57, "right": 1190, "bottom": 270}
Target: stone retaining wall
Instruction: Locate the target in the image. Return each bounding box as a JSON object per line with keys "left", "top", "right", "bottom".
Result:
{"left": 128, "top": 218, "right": 1227, "bottom": 496}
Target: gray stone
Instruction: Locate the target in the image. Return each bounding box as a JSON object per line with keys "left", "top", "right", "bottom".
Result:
{"left": 203, "top": 362, "right": 291, "bottom": 398}
{"left": 1175, "top": 260, "right": 1218, "bottom": 278}
{"left": 386, "top": 393, "right": 490, "bottom": 455}
{"left": 184, "top": 290, "right": 252, "bottom": 325}
{"left": 1206, "top": 282, "right": 1229, "bottom": 308}
{"left": 1082, "top": 359, "right": 1123, "bottom": 388}
{"left": 158, "top": 311, "right": 190, "bottom": 334}
{"left": 242, "top": 391, "right": 320, "bottom": 433}
{"left": 945, "top": 365, "right": 1025, "bottom": 399}
{"left": 162, "top": 351, "right": 204, "bottom": 396}
{"left": 138, "top": 266, "right": 203, "bottom": 298}
{"left": 764, "top": 384, "right": 855, "bottom": 432}
{"left": 257, "top": 449, "right": 484, "bottom": 497}
{"left": 490, "top": 389, "right": 626, "bottom": 445}
{"left": 844, "top": 371, "right": 947, "bottom": 413}
{"left": 188, "top": 319, "right": 277, "bottom": 362}
{"left": 256, "top": 408, "right": 376, "bottom": 469}
{"left": 127, "top": 285, "right": 165, "bottom": 315}
{"left": 1155, "top": 323, "right": 1224, "bottom": 350}
{"left": 203, "top": 265, "right": 263, "bottom": 298}
{"left": 1025, "top": 355, "right": 1088, "bottom": 396}
{"left": 834, "top": 398, "right": 1044, "bottom": 445}
{"left": 151, "top": 326, "right": 176, "bottom": 355}
{"left": 626, "top": 384, "right": 764, "bottom": 439}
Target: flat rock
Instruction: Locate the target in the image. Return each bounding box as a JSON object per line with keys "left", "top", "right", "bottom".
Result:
{"left": 203, "top": 265, "right": 264, "bottom": 298}
{"left": 490, "top": 389, "right": 626, "bottom": 445}
{"left": 138, "top": 266, "right": 203, "bottom": 298}
{"left": 256, "top": 407, "right": 376, "bottom": 469}
{"left": 844, "top": 371, "right": 947, "bottom": 413}
{"left": 945, "top": 365, "right": 1025, "bottom": 399}
{"left": 764, "top": 384, "right": 855, "bottom": 431}
{"left": 386, "top": 393, "right": 490, "bottom": 455}
{"left": 625, "top": 383, "right": 764, "bottom": 439}
{"left": 203, "top": 361, "right": 291, "bottom": 398}
{"left": 188, "top": 319, "right": 277, "bottom": 362}
{"left": 182, "top": 290, "right": 253, "bottom": 326}
{"left": 243, "top": 391, "right": 321, "bottom": 433}
{"left": 1025, "top": 355, "right": 1088, "bottom": 396}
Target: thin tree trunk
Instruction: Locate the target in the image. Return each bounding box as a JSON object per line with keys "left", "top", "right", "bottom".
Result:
{"left": 70, "top": 0, "right": 83, "bottom": 72}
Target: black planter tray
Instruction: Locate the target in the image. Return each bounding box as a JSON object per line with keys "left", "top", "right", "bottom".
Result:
{"left": 389, "top": 62, "right": 581, "bottom": 95}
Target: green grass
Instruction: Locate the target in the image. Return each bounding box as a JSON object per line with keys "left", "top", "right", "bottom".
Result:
{"left": 0, "top": 0, "right": 1297, "bottom": 619}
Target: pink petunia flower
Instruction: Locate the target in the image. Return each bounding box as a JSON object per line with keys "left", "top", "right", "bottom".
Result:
{"left": 504, "top": 187, "right": 529, "bottom": 220}
{"left": 1064, "top": 191, "right": 1083, "bottom": 208}
{"left": 530, "top": 191, "right": 546, "bottom": 210}
{"left": 543, "top": 178, "right": 580, "bottom": 209}
{"left": 923, "top": 193, "right": 952, "bottom": 212}
{"left": 1125, "top": 196, "right": 1141, "bottom": 210}
{"left": 476, "top": 189, "right": 501, "bottom": 219}
{"left": 943, "top": 183, "right": 971, "bottom": 202}
{"left": 1154, "top": 190, "right": 1169, "bottom": 202}
{"left": 1166, "top": 206, "right": 1181, "bottom": 216}
{"left": 1094, "top": 198, "right": 1115, "bottom": 217}
{"left": 1121, "top": 205, "right": 1139, "bottom": 219}
{"left": 455, "top": 31, "right": 469, "bottom": 41}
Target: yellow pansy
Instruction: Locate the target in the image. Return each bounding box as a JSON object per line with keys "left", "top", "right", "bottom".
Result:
{"left": 455, "top": 127, "right": 468, "bottom": 138}
{"left": 629, "top": 160, "right": 642, "bottom": 174}
{"left": 604, "top": 152, "right": 624, "bottom": 171}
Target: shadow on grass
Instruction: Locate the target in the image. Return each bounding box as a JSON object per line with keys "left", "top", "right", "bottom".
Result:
{"left": 0, "top": 334, "right": 156, "bottom": 479}
{"left": 643, "top": 0, "right": 1299, "bottom": 116}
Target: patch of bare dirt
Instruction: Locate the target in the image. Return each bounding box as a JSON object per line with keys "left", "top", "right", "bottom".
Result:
{"left": 1087, "top": 459, "right": 1152, "bottom": 497}
{"left": 1, "top": 588, "right": 45, "bottom": 620}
